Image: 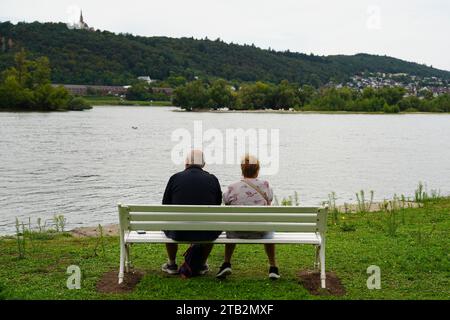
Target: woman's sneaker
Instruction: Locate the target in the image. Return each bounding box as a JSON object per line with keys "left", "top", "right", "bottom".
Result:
{"left": 268, "top": 266, "right": 280, "bottom": 280}
{"left": 198, "top": 263, "right": 210, "bottom": 275}
{"left": 162, "top": 262, "right": 179, "bottom": 275}
{"left": 216, "top": 262, "right": 232, "bottom": 279}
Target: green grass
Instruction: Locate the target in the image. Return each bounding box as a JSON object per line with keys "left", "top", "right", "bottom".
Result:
{"left": 83, "top": 96, "right": 172, "bottom": 107}
{"left": 0, "top": 198, "right": 449, "bottom": 300}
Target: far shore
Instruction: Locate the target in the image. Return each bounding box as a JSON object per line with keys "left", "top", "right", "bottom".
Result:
{"left": 172, "top": 108, "right": 450, "bottom": 115}
{"left": 3, "top": 104, "right": 449, "bottom": 115}
{"left": 91, "top": 105, "right": 450, "bottom": 115}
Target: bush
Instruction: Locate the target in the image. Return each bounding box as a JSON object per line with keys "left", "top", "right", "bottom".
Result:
{"left": 382, "top": 103, "right": 400, "bottom": 113}
{"left": 68, "top": 97, "right": 92, "bottom": 111}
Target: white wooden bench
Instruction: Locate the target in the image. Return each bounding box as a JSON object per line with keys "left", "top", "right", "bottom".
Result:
{"left": 118, "top": 204, "right": 328, "bottom": 288}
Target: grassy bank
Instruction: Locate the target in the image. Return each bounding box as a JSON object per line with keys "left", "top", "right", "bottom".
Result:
{"left": 0, "top": 198, "right": 448, "bottom": 300}
{"left": 84, "top": 96, "right": 173, "bottom": 107}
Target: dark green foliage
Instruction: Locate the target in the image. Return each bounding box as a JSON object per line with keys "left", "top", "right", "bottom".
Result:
{"left": 124, "top": 81, "right": 172, "bottom": 101}
{"left": 0, "top": 21, "right": 449, "bottom": 86}
{"left": 173, "top": 78, "right": 450, "bottom": 113}
{"left": 68, "top": 97, "right": 92, "bottom": 110}
{"left": 0, "top": 50, "right": 91, "bottom": 111}
{"left": 207, "top": 79, "right": 235, "bottom": 109}
{"left": 125, "top": 81, "right": 151, "bottom": 101}
{"left": 173, "top": 80, "right": 209, "bottom": 111}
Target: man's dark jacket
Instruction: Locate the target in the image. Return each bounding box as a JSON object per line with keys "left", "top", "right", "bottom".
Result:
{"left": 162, "top": 165, "right": 222, "bottom": 241}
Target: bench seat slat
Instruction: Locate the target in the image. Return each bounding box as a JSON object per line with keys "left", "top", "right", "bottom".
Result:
{"left": 128, "top": 221, "right": 319, "bottom": 232}
{"left": 126, "top": 205, "right": 319, "bottom": 214}
{"left": 125, "top": 231, "right": 321, "bottom": 245}
{"left": 129, "top": 213, "right": 318, "bottom": 223}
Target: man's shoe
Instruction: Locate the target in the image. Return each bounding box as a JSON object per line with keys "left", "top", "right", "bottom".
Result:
{"left": 162, "top": 262, "right": 179, "bottom": 275}
{"left": 198, "top": 263, "right": 210, "bottom": 275}
{"left": 269, "top": 266, "right": 280, "bottom": 280}
{"left": 216, "top": 262, "right": 232, "bottom": 279}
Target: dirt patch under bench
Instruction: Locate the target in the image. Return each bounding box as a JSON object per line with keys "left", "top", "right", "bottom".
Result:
{"left": 298, "top": 270, "right": 346, "bottom": 296}
{"left": 96, "top": 270, "right": 145, "bottom": 294}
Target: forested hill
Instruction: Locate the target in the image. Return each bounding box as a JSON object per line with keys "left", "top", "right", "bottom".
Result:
{"left": 1, "top": 21, "right": 449, "bottom": 86}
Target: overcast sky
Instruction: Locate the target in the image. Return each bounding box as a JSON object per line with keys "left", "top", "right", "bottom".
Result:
{"left": 1, "top": 0, "right": 449, "bottom": 71}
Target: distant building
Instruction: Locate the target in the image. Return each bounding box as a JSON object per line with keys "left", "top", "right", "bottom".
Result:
{"left": 152, "top": 87, "right": 174, "bottom": 96}
{"left": 53, "top": 84, "right": 127, "bottom": 96}
{"left": 73, "top": 10, "right": 94, "bottom": 31}
{"left": 137, "top": 76, "right": 155, "bottom": 84}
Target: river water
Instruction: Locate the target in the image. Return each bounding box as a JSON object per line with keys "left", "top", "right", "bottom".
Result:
{"left": 1, "top": 106, "right": 449, "bottom": 234}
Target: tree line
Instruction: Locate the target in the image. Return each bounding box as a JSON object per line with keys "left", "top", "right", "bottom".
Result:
{"left": 173, "top": 79, "right": 450, "bottom": 113}
{"left": 1, "top": 21, "right": 449, "bottom": 86}
{"left": 0, "top": 50, "right": 91, "bottom": 111}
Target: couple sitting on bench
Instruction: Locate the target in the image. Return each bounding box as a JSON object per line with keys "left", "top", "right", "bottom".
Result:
{"left": 161, "top": 149, "right": 280, "bottom": 280}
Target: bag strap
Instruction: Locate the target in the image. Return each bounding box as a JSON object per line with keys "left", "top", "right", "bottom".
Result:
{"left": 241, "top": 179, "right": 270, "bottom": 205}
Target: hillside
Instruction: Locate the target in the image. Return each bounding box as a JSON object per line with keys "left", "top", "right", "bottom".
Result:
{"left": 1, "top": 21, "right": 449, "bottom": 86}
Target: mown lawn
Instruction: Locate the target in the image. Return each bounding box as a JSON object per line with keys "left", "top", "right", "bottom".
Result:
{"left": 0, "top": 198, "right": 448, "bottom": 300}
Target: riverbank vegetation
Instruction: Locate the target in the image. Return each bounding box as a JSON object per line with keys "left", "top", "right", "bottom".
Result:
{"left": 0, "top": 50, "right": 91, "bottom": 111}
{"left": 173, "top": 79, "right": 450, "bottom": 113}
{"left": 1, "top": 192, "right": 448, "bottom": 299}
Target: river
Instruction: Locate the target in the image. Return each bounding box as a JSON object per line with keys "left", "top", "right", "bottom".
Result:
{"left": 1, "top": 106, "right": 449, "bottom": 234}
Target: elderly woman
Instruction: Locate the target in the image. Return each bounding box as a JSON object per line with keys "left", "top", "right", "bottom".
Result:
{"left": 216, "top": 154, "right": 280, "bottom": 280}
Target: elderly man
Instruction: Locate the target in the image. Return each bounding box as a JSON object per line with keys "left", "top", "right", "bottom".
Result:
{"left": 161, "top": 149, "right": 222, "bottom": 277}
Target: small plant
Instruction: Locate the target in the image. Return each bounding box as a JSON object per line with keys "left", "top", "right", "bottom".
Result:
{"left": 430, "top": 189, "right": 441, "bottom": 200}
{"left": 410, "top": 223, "right": 436, "bottom": 245}
{"left": 281, "top": 196, "right": 293, "bottom": 206}
{"left": 339, "top": 221, "right": 356, "bottom": 232}
{"left": 93, "top": 224, "right": 106, "bottom": 257}
{"left": 53, "top": 215, "right": 66, "bottom": 232}
{"left": 293, "top": 191, "right": 300, "bottom": 206}
{"left": 355, "top": 190, "right": 374, "bottom": 214}
{"left": 275, "top": 193, "right": 301, "bottom": 207}
{"left": 385, "top": 208, "right": 399, "bottom": 237}
{"left": 414, "top": 182, "right": 428, "bottom": 203}
{"left": 327, "top": 192, "right": 339, "bottom": 225}
{"left": 37, "top": 218, "right": 43, "bottom": 233}
{"left": 15, "top": 218, "right": 26, "bottom": 259}
{"left": 381, "top": 198, "right": 402, "bottom": 237}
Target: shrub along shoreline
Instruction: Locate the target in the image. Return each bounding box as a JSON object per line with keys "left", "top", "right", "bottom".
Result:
{"left": 173, "top": 79, "right": 450, "bottom": 113}
{"left": 0, "top": 50, "right": 91, "bottom": 112}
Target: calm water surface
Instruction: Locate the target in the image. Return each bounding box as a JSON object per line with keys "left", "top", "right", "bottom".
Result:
{"left": 1, "top": 106, "right": 449, "bottom": 234}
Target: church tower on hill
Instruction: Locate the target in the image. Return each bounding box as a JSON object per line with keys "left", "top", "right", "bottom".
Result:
{"left": 77, "top": 10, "right": 91, "bottom": 30}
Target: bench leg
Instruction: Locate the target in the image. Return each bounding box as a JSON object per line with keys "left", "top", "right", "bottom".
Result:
{"left": 314, "top": 245, "right": 320, "bottom": 270}
{"left": 125, "top": 243, "right": 131, "bottom": 273}
{"left": 319, "top": 239, "right": 326, "bottom": 289}
{"left": 118, "top": 234, "right": 125, "bottom": 284}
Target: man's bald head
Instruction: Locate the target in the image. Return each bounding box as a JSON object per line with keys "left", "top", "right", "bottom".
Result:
{"left": 185, "top": 149, "right": 205, "bottom": 168}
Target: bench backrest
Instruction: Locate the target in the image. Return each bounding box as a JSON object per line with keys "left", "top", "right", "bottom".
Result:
{"left": 118, "top": 204, "right": 327, "bottom": 234}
